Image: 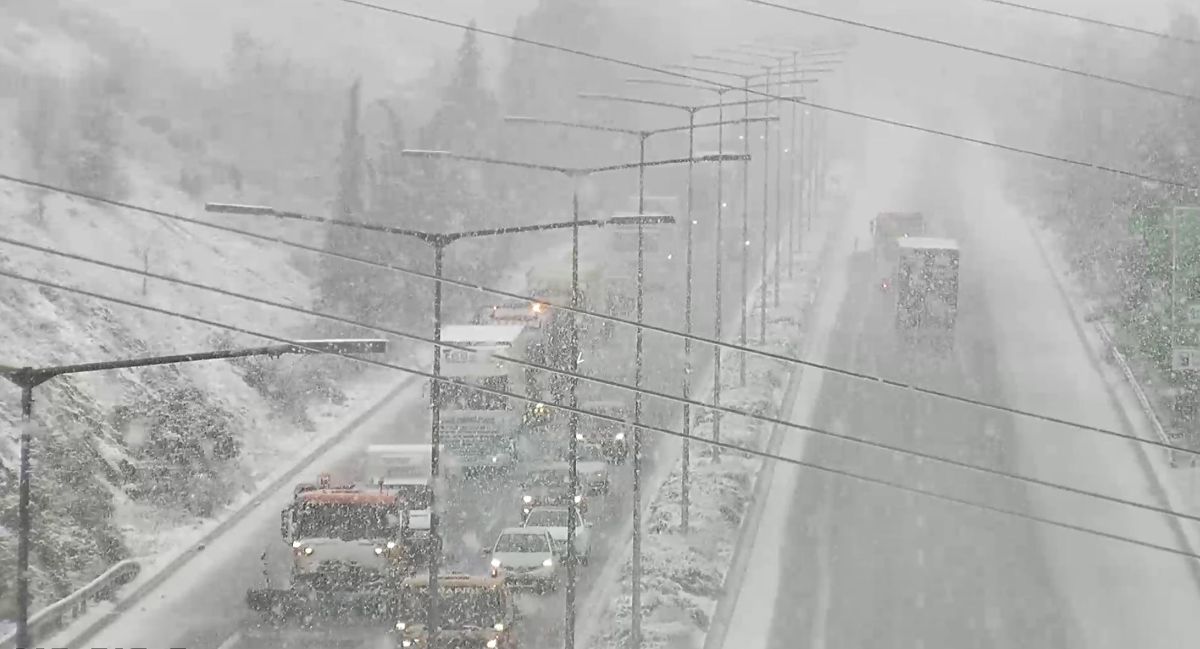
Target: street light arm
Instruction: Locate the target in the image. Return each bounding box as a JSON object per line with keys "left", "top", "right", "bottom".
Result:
{"left": 451, "top": 218, "right": 608, "bottom": 241}
{"left": 205, "top": 203, "right": 434, "bottom": 241}
{"left": 0, "top": 340, "right": 388, "bottom": 389}
{"left": 625, "top": 78, "right": 724, "bottom": 92}
{"left": 663, "top": 64, "right": 752, "bottom": 80}
{"left": 400, "top": 149, "right": 577, "bottom": 176}
{"left": 587, "top": 153, "right": 749, "bottom": 174}
{"left": 504, "top": 116, "right": 642, "bottom": 136}
{"left": 655, "top": 115, "right": 779, "bottom": 135}
{"left": 693, "top": 54, "right": 762, "bottom": 68}
{"left": 578, "top": 92, "right": 695, "bottom": 113}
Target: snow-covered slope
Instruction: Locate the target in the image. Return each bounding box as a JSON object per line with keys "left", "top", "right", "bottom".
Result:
{"left": 0, "top": 3, "right": 396, "bottom": 613}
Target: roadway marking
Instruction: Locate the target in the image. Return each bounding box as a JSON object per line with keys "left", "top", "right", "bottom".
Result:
{"left": 809, "top": 442, "right": 836, "bottom": 649}
{"left": 216, "top": 630, "right": 242, "bottom": 649}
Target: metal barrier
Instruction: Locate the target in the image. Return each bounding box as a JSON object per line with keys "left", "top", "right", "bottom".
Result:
{"left": 1093, "top": 320, "right": 1186, "bottom": 467}
{"left": 0, "top": 558, "right": 141, "bottom": 649}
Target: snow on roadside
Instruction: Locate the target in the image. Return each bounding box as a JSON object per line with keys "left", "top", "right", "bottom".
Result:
{"left": 587, "top": 216, "right": 832, "bottom": 649}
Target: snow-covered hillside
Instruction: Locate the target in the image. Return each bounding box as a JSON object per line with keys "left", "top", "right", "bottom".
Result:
{"left": 0, "top": 2, "right": 405, "bottom": 614}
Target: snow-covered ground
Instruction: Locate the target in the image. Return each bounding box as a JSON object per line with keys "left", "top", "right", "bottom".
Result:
{"left": 579, "top": 200, "right": 841, "bottom": 649}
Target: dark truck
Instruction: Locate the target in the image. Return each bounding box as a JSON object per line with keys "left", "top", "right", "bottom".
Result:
{"left": 871, "top": 212, "right": 926, "bottom": 290}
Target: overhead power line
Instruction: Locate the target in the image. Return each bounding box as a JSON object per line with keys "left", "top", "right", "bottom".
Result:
{"left": 981, "top": 0, "right": 1200, "bottom": 46}
{"left": 330, "top": 1, "right": 1198, "bottom": 192}
{"left": 1, "top": 266, "right": 1197, "bottom": 563}
{"left": 6, "top": 233, "right": 1199, "bottom": 528}
{"left": 746, "top": 0, "right": 1200, "bottom": 103}
{"left": 2, "top": 172, "right": 1197, "bottom": 464}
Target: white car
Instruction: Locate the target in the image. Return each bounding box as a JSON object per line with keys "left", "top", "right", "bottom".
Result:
{"left": 487, "top": 527, "right": 559, "bottom": 592}
{"left": 523, "top": 506, "right": 592, "bottom": 566}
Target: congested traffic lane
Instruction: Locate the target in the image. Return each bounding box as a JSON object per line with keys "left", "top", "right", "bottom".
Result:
{"left": 73, "top": 379, "right": 426, "bottom": 649}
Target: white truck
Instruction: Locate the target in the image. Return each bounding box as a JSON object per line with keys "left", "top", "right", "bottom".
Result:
{"left": 894, "top": 237, "right": 960, "bottom": 332}
{"left": 438, "top": 324, "right": 527, "bottom": 475}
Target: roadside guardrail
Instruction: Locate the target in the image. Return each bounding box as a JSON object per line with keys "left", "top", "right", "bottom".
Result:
{"left": 0, "top": 558, "right": 141, "bottom": 649}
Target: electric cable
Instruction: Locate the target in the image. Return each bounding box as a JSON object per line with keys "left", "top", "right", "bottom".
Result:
{"left": 4, "top": 172, "right": 1197, "bottom": 463}
{"left": 329, "top": 0, "right": 1200, "bottom": 192}
{"left": 746, "top": 0, "right": 1200, "bottom": 103}
{"left": 2, "top": 266, "right": 1198, "bottom": 562}
{"left": 981, "top": 0, "right": 1200, "bottom": 46}
{"left": 7, "top": 234, "right": 1200, "bottom": 528}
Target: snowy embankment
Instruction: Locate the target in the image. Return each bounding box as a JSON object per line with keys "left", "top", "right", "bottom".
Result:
{"left": 581, "top": 211, "right": 839, "bottom": 649}
{"left": 1022, "top": 219, "right": 1200, "bottom": 562}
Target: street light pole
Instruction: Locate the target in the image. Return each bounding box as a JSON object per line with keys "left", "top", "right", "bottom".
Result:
{"left": 207, "top": 199, "right": 615, "bottom": 649}
{"left": 5, "top": 339, "right": 388, "bottom": 649}
{"left": 398, "top": 149, "right": 736, "bottom": 649}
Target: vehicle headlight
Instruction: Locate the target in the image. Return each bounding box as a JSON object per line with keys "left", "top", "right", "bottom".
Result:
{"left": 402, "top": 641, "right": 413, "bottom": 648}
{"left": 523, "top": 495, "right": 533, "bottom": 504}
{"left": 542, "top": 557, "right": 554, "bottom": 568}
{"left": 291, "top": 540, "right": 302, "bottom": 549}
{"left": 487, "top": 639, "right": 498, "bottom": 649}
{"left": 303, "top": 546, "right": 314, "bottom": 555}
{"left": 386, "top": 541, "right": 397, "bottom": 550}
{"left": 573, "top": 495, "right": 582, "bottom": 503}
{"left": 492, "top": 456, "right": 499, "bottom": 463}
{"left": 491, "top": 558, "right": 502, "bottom": 568}
{"left": 614, "top": 432, "right": 625, "bottom": 441}
{"left": 576, "top": 433, "right": 584, "bottom": 440}
{"left": 396, "top": 621, "right": 407, "bottom": 631}
{"left": 374, "top": 547, "right": 384, "bottom": 555}
{"left": 493, "top": 623, "right": 505, "bottom": 631}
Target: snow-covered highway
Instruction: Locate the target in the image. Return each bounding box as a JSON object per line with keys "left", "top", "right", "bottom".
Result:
{"left": 722, "top": 137, "right": 1200, "bottom": 649}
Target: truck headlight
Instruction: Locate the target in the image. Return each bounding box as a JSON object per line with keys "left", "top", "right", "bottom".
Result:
{"left": 374, "top": 547, "right": 384, "bottom": 556}
{"left": 542, "top": 557, "right": 554, "bottom": 568}
{"left": 573, "top": 495, "right": 582, "bottom": 503}
{"left": 491, "top": 558, "right": 502, "bottom": 568}
{"left": 387, "top": 541, "right": 397, "bottom": 550}
{"left": 396, "top": 621, "right": 407, "bottom": 631}
{"left": 402, "top": 641, "right": 413, "bottom": 648}
{"left": 614, "top": 432, "right": 625, "bottom": 441}
{"left": 493, "top": 623, "right": 505, "bottom": 631}
{"left": 292, "top": 540, "right": 302, "bottom": 549}
{"left": 487, "top": 639, "right": 498, "bottom": 649}
{"left": 303, "top": 546, "right": 314, "bottom": 556}
{"left": 522, "top": 495, "right": 533, "bottom": 504}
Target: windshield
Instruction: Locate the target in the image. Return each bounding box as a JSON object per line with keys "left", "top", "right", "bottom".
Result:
{"left": 294, "top": 502, "right": 396, "bottom": 540}
{"left": 401, "top": 587, "right": 505, "bottom": 629}
{"left": 437, "top": 377, "right": 510, "bottom": 410}
{"left": 495, "top": 532, "right": 549, "bottom": 553}
{"left": 524, "top": 509, "right": 569, "bottom": 528}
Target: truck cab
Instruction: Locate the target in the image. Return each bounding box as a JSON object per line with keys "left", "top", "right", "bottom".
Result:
{"left": 871, "top": 212, "right": 926, "bottom": 290}
{"left": 280, "top": 475, "right": 431, "bottom": 590}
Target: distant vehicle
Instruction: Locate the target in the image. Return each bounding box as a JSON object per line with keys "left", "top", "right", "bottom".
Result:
{"left": 517, "top": 462, "right": 584, "bottom": 518}
{"left": 390, "top": 574, "right": 518, "bottom": 649}
{"left": 487, "top": 527, "right": 559, "bottom": 592}
{"left": 523, "top": 506, "right": 592, "bottom": 566}
{"left": 871, "top": 212, "right": 926, "bottom": 290}
{"left": 280, "top": 474, "right": 432, "bottom": 590}
{"left": 437, "top": 324, "right": 527, "bottom": 475}
{"left": 894, "top": 237, "right": 960, "bottom": 332}
{"left": 574, "top": 442, "right": 611, "bottom": 495}
{"left": 576, "top": 399, "right": 630, "bottom": 464}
